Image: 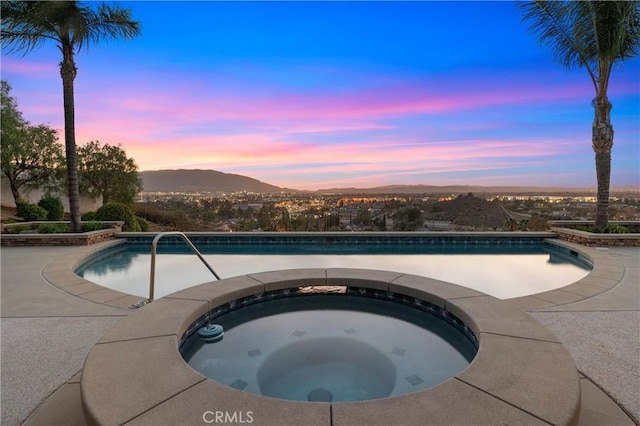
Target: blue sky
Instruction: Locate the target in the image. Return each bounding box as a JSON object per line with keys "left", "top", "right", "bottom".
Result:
{"left": 2, "top": 1, "right": 638, "bottom": 190}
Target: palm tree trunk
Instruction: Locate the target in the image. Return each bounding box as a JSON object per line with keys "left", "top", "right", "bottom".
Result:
{"left": 592, "top": 95, "right": 613, "bottom": 232}
{"left": 60, "top": 52, "right": 82, "bottom": 232}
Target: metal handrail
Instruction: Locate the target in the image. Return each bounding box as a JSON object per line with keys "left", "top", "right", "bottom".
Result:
{"left": 149, "top": 231, "right": 220, "bottom": 301}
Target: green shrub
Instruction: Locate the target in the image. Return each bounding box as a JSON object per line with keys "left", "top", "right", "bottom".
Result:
{"left": 81, "top": 221, "right": 104, "bottom": 232}
{"left": 16, "top": 201, "right": 48, "bottom": 221}
{"left": 96, "top": 202, "right": 140, "bottom": 231}
{"left": 81, "top": 211, "right": 98, "bottom": 221}
{"left": 604, "top": 224, "right": 630, "bottom": 234}
{"left": 38, "top": 196, "right": 65, "bottom": 221}
{"left": 135, "top": 216, "right": 150, "bottom": 232}
{"left": 37, "top": 223, "right": 70, "bottom": 234}
{"left": 7, "top": 224, "right": 32, "bottom": 234}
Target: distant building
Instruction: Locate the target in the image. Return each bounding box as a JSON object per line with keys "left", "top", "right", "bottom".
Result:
{"left": 234, "top": 203, "right": 263, "bottom": 211}
{"left": 423, "top": 220, "right": 453, "bottom": 231}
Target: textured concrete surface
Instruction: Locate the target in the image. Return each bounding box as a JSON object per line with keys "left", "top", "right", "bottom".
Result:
{"left": 531, "top": 246, "right": 640, "bottom": 424}
{"left": 1, "top": 243, "right": 127, "bottom": 426}
{"left": 532, "top": 311, "right": 640, "bottom": 423}
{"left": 23, "top": 382, "right": 86, "bottom": 426}
{"left": 389, "top": 273, "right": 485, "bottom": 308}
{"left": 127, "top": 379, "right": 331, "bottom": 426}
{"left": 456, "top": 334, "right": 580, "bottom": 426}
{"left": 1, "top": 246, "right": 127, "bottom": 317}
{"left": 0, "top": 316, "right": 122, "bottom": 425}
{"left": 249, "top": 268, "right": 327, "bottom": 291}
{"left": 332, "top": 378, "right": 551, "bottom": 426}
{"left": 577, "top": 377, "right": 636, "bottom": 426}
{"left": 166, "top": 274, "right": 265, "bottom": 305}
{"left": 97, "top": 298, "right": 208, "bottom": 343}
{"left": 82, "top": 336, "right": 205, "bottom": 425}
{"left": 449, "top": 295, "right": 563, "bottom": 341}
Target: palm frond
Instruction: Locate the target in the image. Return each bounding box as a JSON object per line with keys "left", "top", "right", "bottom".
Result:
{"left": 1, "top": 1, "right": 59, "bottom": 55}
{"left": 519, "top": 0, "right": 640, "bottom": 92}
{"left": 1, "top": 1, "right": 141, "bottom": 55}
{"left": 71, "top": 2, "right": 141, "bottom": 51}
{"left": 588, "top": 1, "right": 640, "bottom": 63}
{"left": 519, "top": 1, "right": 597, "bottom": 73}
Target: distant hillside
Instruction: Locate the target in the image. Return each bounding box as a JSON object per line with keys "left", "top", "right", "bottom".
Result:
{"left": 140, "top": 169, "right": 288, "bottom": 193}
{"left": 139, "top": 169, "right": 634, "bottom": 195}
{"left": 318, "top": 184, "right": 596, "bottom": 195}
{"left": 424, "top": 193, "right": 513, "bottom": 229}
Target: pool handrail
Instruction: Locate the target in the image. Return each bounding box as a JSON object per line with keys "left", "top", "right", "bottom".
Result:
{"left": 149, "top": 231, "right": 220, "bottom": 301}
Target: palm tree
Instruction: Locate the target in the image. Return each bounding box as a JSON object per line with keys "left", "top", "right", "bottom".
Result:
{"left": 519, "top": 1, "right": 639, "bottom": 231}
{"left": 1, "top": 1, "right": 140, "bottom": 231}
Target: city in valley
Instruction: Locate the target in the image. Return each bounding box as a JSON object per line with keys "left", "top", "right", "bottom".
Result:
{"left": 135, "top": 189, "right": 640, "bottom": 233}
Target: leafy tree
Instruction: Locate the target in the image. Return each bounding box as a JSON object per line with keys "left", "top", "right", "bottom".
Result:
{"left": 520, "top": 1, "right": 640, "bottom": 231}
{"left": 504, "top": 218, "right": 518, "bottom": 231}
{"left": 1, "top": 1, "right": 141, "bottom": 231}
{"left": 354, "top": 208, "right": 372, "bottom": 227}
{"left": 77, "top": 140, "right": 143, "bottom": 205}
{"left": 257, "top": 204, "right": 276, "bottom": 230}
{"left": 394, "top": 206, "right": 423, "bottom": 231}
{"left": 1, "top": 81, "right": 65, "bottom": 203}
{"left": 372, "top": 214, "right": 387, "bottom": 231}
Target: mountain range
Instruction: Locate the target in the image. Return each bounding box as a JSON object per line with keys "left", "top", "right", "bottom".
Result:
{"left": 140, "top": 169, "right": 621, "bottom": 195}
{"left": 140, "top": 169, "right": 287, "bottom": 193}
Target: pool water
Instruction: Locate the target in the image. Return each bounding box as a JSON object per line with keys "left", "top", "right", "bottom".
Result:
{"left": 76, "top": 242, "right": 591, "bottom": 299}
{"left": 180, "top": 292, "right": 477, "bottom": 402}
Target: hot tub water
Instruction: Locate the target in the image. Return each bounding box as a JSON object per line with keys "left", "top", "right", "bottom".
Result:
{"left": 180, "top": 290, "right": 477, "bottom": 402}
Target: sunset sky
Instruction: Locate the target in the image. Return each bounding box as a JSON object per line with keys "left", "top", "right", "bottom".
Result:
{"left": 2, "top": 1, "right": 638, "bottom": 190}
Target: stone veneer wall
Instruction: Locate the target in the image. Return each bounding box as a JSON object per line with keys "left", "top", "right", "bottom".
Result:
{"left": 0, "top": 222, "right": 123, "bottom": 247}
{"left": 548, "top": 220, "right": 640, "bottom": 233}
{"left": 552, "top": 227, "right": 640, "bottom": 247}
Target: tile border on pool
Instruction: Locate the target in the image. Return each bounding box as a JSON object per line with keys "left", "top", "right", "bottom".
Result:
{"left": 118, "top": 231, "right": 559, "bottom": 247}
{"left": 80, "top": 268, "right": 581, "bottom": 425}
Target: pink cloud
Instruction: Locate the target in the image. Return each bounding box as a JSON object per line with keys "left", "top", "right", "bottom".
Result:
{"left": 132, "top": 134, "right": 578, "bottom": 184}
{"left": 5, "top": 54, "right": 633, "bottom": 189}
{"left": 179, "top": 82, "right": 576, "bottom": 123}
{"left": 67, "top": 68, "right": 592, "bottom": 137}
{"left": 1, "top": 57, "right": 58, "bottom": 79}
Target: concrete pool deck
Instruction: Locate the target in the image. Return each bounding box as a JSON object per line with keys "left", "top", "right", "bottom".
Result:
{"left": 0, "top": 242, "right": 638, "bottom": 425}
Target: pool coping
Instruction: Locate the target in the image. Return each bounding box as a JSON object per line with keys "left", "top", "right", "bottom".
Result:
{"left": 80, "top": 268, "right": 582, "bottom": 426}
{"left": 509, "top": 239, "right": 625, "bottom": 311}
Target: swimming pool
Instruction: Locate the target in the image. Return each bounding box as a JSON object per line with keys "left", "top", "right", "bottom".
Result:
{"left": 75, "top": 234, "right": 591, "bottom": 300}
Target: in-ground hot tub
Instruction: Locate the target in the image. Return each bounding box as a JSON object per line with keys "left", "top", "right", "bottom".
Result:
{"left": 81, "top": 269, "right": 581, "bottom": 425}
{"left": 180, "top": 289, "right": 478, "bottom": 403}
